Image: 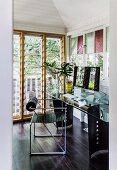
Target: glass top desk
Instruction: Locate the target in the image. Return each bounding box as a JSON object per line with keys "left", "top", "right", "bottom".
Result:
{"left": 52, "top": 87, "right": 109, "bottom": 123}
{"left": 29, "top": 88, "right": 109, "bottom": 158}
{"left": 51, "top": 87, "right": 109, "bottom": 158}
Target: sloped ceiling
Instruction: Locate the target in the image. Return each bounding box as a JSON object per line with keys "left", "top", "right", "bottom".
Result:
{"left": 14, "top": 0, "right": 109, "bottom": 33}
{"left": 14, "top": 0, "right": 66, "bottom": 33}
{"left": 52, "top": 0, "right": 110, "bottom": 32}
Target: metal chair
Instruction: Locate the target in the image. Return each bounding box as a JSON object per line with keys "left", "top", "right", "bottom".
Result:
{"left": 27, "top": 97, "right": 67, "bottom": 156}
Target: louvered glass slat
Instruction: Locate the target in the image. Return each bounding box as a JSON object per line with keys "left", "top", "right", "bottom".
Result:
{"left": 13, "top": 34, "right": 21, "bottom": 117}
{"left": 86, "top": 54, "right": 95, "bottom": 67}
{"left": 71, "top": 37, "right": 77, "bottom": 63}
{"left": 76, "top": 55, "right": 84, "bottom": 66}
{"left": 46, "top": 38, "right": 61, "bottom": 108}
{"left": 85, "top": 32, "right": 94, "bottom": 54}
{"left": 24, "top": 35, "right": 42, "bottom": 115}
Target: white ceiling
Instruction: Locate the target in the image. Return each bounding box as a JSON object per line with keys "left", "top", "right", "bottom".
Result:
{"left": 53, "top": 0, "right": 110, "bottom": 31}
{"left": 14, "top": 0, "right": 65, "bottom": 28}
{"left": 14, "top": 0, "right": 109, "bottom": 33}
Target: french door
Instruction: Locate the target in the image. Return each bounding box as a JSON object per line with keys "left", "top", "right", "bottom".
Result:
{"left": 13, "top": 31, "right": 65, "bottom": 121}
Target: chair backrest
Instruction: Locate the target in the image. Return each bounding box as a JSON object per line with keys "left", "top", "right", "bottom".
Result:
{"left": 52, "top": 97, "right": 65, "bottom": 115}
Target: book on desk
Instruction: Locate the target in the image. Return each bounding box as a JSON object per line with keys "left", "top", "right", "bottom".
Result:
{"left": 63, "top": 93, "right": 87, "bottom": 107}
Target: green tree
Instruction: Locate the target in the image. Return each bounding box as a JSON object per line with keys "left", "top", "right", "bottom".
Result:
{"left": 24, "top": 36, "right": 42, "bottom": 76}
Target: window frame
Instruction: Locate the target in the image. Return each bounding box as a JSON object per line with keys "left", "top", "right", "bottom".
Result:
{"left": 13, "top": 30, "right": 65, "bottom": 122}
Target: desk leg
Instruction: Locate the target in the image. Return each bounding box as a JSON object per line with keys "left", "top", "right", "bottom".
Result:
{"left": 88, "top": 115, "right": 109, "bottom": 158}
{"left": 80, "top": 111, "right": 85, "bottom": 122}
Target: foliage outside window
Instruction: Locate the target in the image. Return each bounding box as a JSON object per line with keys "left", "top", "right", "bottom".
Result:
{"left": 46, "top": 38, "right": 61, "bottom": 95}
{"left": 13, "top": 31, "right": 65, "bottom": 120}
{"left": 24, "top": 35, "right": 42, "bottom": 115}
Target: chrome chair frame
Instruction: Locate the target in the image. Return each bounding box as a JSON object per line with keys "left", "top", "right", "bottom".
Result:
{"left": 29, "top": 101, "right": 67, "bottom": 156}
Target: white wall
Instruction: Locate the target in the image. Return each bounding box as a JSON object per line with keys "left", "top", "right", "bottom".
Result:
{"left": 0, "top": 0, "right": 116, "bottom": 169}
{"left": 110, "top": 0, "right": 117, "bottom": 170}
{"left": 0, "top": 0, "right": 12, "bottom": 170}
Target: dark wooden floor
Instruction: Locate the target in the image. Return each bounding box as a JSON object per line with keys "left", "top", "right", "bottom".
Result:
{"left": 13, "top": 117, "right": 108, "bottom": 170}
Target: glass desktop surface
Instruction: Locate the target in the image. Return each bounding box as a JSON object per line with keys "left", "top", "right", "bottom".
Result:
{"left": 47, "top": 87, "right": 109, "bottom": 122}
{"left": 61, "top": 87, "right": 109, "bottom": 122}
{"left": 73, "top": 86, "right": 109, "bottom": 106}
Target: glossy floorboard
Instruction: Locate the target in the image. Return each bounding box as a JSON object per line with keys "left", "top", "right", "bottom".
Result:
{"left": 13, "top": 117, "right": 108, "bottom": 170}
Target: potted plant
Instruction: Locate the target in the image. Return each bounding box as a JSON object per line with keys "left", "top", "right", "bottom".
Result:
{"left": 43, "top": 61, "right": 73, "bottom": 93}
{"left": 59, "top": 62, "right": 73, "bottom": 93}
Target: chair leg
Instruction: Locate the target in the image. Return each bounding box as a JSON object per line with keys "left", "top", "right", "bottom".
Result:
{"left": 34, "top": 122, "right": 35, "bottom": 137}
{"left": 64, "top": 109, "right": 67, "bottom": 153}
{"left": 30, "top": 124, "right": 31, "bottom": 156}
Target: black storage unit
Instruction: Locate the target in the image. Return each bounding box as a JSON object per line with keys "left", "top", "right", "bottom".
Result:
{"left": 52, "top": 97, "right": 73, "bottom": 127}
{"left": 88, "top": 105, "right": 109, "bottom": 158}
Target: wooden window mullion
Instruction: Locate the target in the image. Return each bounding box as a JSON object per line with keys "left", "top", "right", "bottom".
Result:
{"left": 42, "top": 34, "right": 46, "bottom": 114}
{"left": 20, "top": 32, "right": 25, "bottom": 119}
{"left": 60, "top": 35, "right": 66, "bottom": 93}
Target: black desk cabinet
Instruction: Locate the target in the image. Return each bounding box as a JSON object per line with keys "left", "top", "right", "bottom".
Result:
{"left": 88, "top": 105, "right": 109, "bottom": 158}
{"left": 65, "top": 104, "right": 73, "bottom": 126}
{"left": 52, "top": 91, "right": 109, "bottom": 159}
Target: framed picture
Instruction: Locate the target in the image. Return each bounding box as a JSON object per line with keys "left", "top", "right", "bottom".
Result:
{"left": 73, "top": 66, "right": 100, "bottom": 91}
{"left": 73, "top": 66, "right": 85, "bottom": 87}
{"left": 88, "top": 67, "right": 100, "bottom": 91}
